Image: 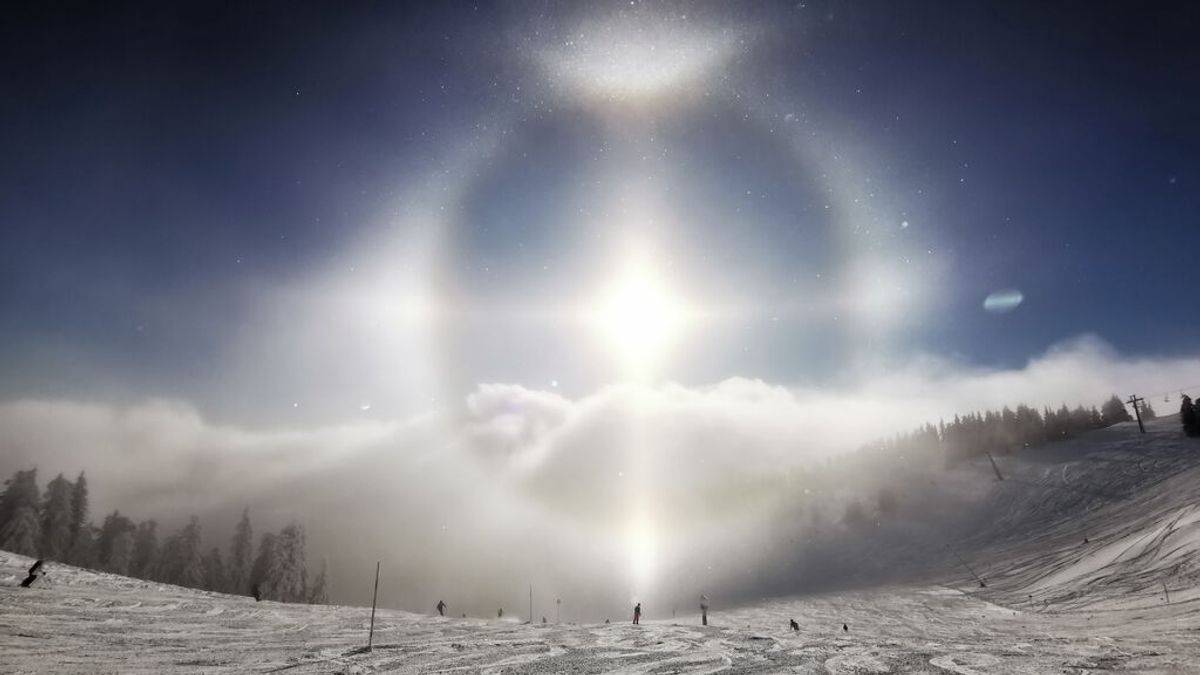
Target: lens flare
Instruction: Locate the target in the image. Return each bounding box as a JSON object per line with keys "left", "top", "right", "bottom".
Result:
{"left": 984, "top": 289, "right": 1024, "bottom": 313}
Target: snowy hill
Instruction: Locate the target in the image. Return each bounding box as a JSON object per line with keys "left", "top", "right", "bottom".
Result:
{"left": 3, "top": 417, "right": 1200, "bottom": 673}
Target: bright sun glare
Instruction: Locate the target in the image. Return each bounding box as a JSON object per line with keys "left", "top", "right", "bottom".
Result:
{"left": 591, "top": 249, "right": 690, "bottom": 374}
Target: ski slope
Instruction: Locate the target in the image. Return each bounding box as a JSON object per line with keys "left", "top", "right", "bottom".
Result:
{"left": 3, "top": 416, "right": 1199, "bottom": 673}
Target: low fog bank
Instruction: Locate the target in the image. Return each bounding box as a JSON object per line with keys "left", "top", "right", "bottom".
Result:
{"left": 1, "top": 336, "right": 1198, "bottom": 620}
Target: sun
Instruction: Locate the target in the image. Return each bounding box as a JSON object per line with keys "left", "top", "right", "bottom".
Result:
{"left": 590, "top": 248, "right": 690, "bottom": 375}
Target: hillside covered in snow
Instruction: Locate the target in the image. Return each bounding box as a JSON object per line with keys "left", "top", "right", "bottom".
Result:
{"left": 3, "top": 415, "right": 1200, "bottom": 673}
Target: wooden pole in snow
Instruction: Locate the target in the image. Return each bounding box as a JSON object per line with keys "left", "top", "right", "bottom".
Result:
{"left": 985, "top": 451, "right": 1004, "bottom": 481}
{"left": 945, "top": 543, "right": 986, "bottom": 588}
{"left": 1128, "top": 395, "right": 1146, "bottom": 434}
{"left": 367, "top": 561, "right": 380, "bottom": 651}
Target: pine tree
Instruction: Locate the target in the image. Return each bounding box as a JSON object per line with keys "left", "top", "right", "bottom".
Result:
{"left": 156, "top": 532, "right": 182, "bottom": 583}
{"left": 1, "top": 504, "right": 42, "bottom": 556}
{"left": 308, "top": 557, "right": 329, "bottom": 604}
{"left": 1182, "top": 395, "right": 1200, "bottom": 437}
{"left": 178, "top": 516, "right": 204, "bottom": 588}
{"left": 67, "top": 523, "right": 98, "bottom": 568}
{"left": 108, "top": 528, "right": 134, "bottom": 576}
{"left": 228, "top": 508, "right": 253, "bottom": 595}
{"left": 264, "top": 523, "right": 307, "bottom": 603}
{"left": 106, "top": 528, "right": 134, "bottom": 576}
{"left": 1140, "top": 401, "right": 1157, "bottom": 421}
{"left": 202, "top": 547, "right": 227, "bottom": 592}
{"left": 131, "top": 520, "right": 159, "bottom": 579}
{"left": 1101, "top": 395, "right": 1132, "bottom": 426}
{"left": 40, "top": 473, "right": 74, "bottom": 561}
{"left": 249, "top": 532, "right": 277, "bottom": 598}
{"left": 0, "top": 469, "right": 41, "bottom": 539}
{"left": 157, "top": 517, "right": 203, "bottom": 587}
{"left": 67, "top": 471, "right": 90, "bottom": 564}
{"left": 98, "top": 511, "right": 135, "bottom": 575}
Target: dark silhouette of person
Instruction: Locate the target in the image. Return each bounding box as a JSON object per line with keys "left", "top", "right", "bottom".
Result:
{"left": 437, "top": 600, "right": 446, "bottom": 616}
{"left": 498, "top": 608, "right": 503, "bottom": 618}
{"left": 542, "top": 616, "right": 547, "bottom": 624}
{"left": 20, "top": 559, "right": 44, "bottom": 588}
{"left": 605, "top": 618, "right": 610, "bottom": 624}
{"left": 252, "top": 584, "right": 262, "bottom": 602}
{"left": 842, "top": 623, "right": 848, "bottom": 632}
{"left": 633, "top": 602, "right": 641, "bottom": 624}
{"left": 790, "top": 619, "right": 799, "bottom": 632}
{"left": 700, "top": 594, "right": 709, "bottom": 626}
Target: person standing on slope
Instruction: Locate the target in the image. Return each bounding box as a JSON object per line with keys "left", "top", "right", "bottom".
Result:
{"left": 437, "top": 600, "right": 446, "bottom": 616}
{"left": 633, "top": 602, "right": 642, "bottom": 625}
{"left": 700, "top": 594, "right": 709, "bottom": 626}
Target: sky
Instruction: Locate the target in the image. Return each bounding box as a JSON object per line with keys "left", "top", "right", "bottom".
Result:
{"left": 2, "top": 1, "right": 1199, "bottom": 612}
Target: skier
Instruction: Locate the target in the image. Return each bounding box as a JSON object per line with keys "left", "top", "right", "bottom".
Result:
{"left": 497, "top": 607, "right": 503, "bottom": 618}
{"left": 789, "top": 619, "right": 799, "bottom": 632}
{"left": 700, "top": 594, "right": 709, "bottom": 626}
{"left": 20, "top": 559, "right": 44, "bottom": 588}
{"left": 633, "top": 602, "right": 642, "bottom": 624}
{"left": 252, "top": 584, "right": 262, "bottom": 602}
{"left": 437, "top": 600, "right": 446, "bottom": 616}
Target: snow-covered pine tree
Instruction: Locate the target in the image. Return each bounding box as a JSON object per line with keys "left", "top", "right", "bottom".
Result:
{"left": 67, "top": 523, "right": 98, "bottom": 568}
{"left": 202, "top": 546, "right": 227, "bottom": 592}
{"left": 107, "top": 527, "right": 134, "bottom": 576}
{"left": 264, "top": 523, "right": 307, "bottom": 602}
{"left": 1, "top": 504, "right": 42, "bottom": 556}
{"left": 308, "top": 557, "right": 329, "bottom": 604}
{"left": 39, "top": 473, "right": 74, "bottom": 561}
{"left": 228, "top": 508, "right": 253, "bottom": 594}
{"left": 0, "top": 469, "right": 40, "bottom": 540}
{"left": 156, "top": 532, "right": 182, "bottom": 583}
{"left": 1101, "top": 395, "right": 1132, "bottom": 426}
{"left": 98, "top": 511, "right": 135, "bottom": 573}
{"left": 177, "top": 516, "right": 204, "bottom": 589}
{"left": 131, "top": 520, "right": 158, "bottom": 579}
{"left": 249, "top": 532, "right": 277, "bottom": 598}
{"left": 1140, "top": 401, "right": 1157, "bottom": 420}
{"left": 67, "top": 471, "right": 89, "bottom": 564}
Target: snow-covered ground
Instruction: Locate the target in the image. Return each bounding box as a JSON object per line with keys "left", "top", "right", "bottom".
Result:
{"left": 3, "top": 416, "right": 1200, "bottom": 673}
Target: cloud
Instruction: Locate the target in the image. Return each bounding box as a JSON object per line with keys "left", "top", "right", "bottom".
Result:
{"left": 1, "top": 335, "right": 1198, "bottom": 617}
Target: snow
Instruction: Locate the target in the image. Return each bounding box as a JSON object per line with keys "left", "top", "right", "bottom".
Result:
{"left": 3, "top": 416, "right": 1200, "bottom": 672}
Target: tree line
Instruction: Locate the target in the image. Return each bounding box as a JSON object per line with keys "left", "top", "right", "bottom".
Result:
{"left": 0, "top": 470, "right": 327, "bottom": 604}
{"left": 860, "top": 394, "right": 1154, "bottom": 465}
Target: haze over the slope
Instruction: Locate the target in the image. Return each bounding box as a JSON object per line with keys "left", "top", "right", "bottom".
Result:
{"left": 2, "top": 336, "right": 1197, "bottom": 617}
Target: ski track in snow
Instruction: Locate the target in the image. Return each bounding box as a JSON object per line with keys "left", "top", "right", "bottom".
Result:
{"left": 3, "top": 417, "right": 1200, "bottom": 673}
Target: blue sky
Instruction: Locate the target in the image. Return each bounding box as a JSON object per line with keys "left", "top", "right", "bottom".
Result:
{"left": 2, "top": 1, "right": 1197, "bottom": 424}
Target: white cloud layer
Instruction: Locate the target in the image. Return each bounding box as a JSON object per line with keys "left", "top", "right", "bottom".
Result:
{"left": 1, "top": 335, "right": 1198, "bottom": 617}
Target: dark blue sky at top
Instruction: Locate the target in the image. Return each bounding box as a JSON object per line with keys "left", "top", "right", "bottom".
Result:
{"left": 1, "top": 1, "right": 1198, "bottom": 415}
